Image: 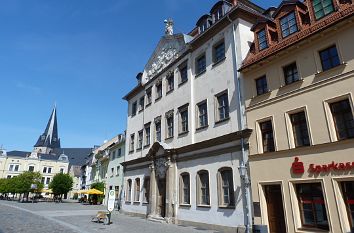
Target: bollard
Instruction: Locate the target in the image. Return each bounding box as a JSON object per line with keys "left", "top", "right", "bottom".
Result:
{"left": 104, "top": 211, "right": 111, "bottom": 225}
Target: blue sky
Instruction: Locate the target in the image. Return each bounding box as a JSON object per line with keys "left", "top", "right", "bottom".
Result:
{"left": 0, "top": 0, "right": 280, "bottom": 151}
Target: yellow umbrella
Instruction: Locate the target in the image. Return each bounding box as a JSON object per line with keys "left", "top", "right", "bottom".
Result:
{"left": 76, "top": 190, "right": 88, "bottom": 194}
{"left": 41, "top": 189, "right": 53, "bottom": 194}
{"left": 86, "top": 188, "right": 104, "bottom": 195}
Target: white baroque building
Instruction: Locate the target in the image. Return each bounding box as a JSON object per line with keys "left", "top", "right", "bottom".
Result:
{"left": 122, "top": 0, "right": 267, "bottom": 231}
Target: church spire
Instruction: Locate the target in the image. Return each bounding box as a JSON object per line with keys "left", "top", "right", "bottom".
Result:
{"left": 34, "top": 106, "right": 61, "bottom": 150}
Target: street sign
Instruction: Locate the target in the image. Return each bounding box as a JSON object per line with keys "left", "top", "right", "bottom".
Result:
{"left": 107, "top": 190, "right": 115, "bottom": 212}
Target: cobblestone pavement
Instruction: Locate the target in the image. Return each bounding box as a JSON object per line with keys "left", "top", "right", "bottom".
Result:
{"left": 0, "top": 201, "right": 216, "bottom": 233}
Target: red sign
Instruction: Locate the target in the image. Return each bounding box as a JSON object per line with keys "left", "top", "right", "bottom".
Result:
{"left": 291, "top": 157, "right": 354, "bottom": 174}
{"left": 292, "top": 157, "right": 304, "bottom": 174}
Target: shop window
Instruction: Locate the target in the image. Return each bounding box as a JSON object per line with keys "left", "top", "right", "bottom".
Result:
{"left": 283, "top": 62, "right": 300, "bottom": 85}
{"left": 280, "top": 12, "right": 298, "bottom": 38}
{"left": 257, "top": 29, "right": 268, "bottom": 50}
{"left": 218, "top": 168, "right": 235, "bottom": 207}
{"left": 260, "top": 120, "right": 275, "bottom": 153}
{"left": 340, "top": 181, "right": 354, "bottom": 228}
{"left": 330, "top": 99, "right": 354, "bottom": 140}
{"left": 319, "top": 45, "right": 340, "bottom": 71}
{"left": 255, "top": 75, "right": 268, "bottom": 96}
{"left": 180, "top": 173, "right": 190, "bottom": 205}
{"left": 143, "top": 177, "right": 150, "bottom": 203}
{"left": 295, "top": 183, "right": 329, "bottom": 230}
{"left": 313, "top": 0, "right": 335, "bottom": 20}
{"left": 290, "top": 111, "right": 310, "bottom": 147}
{"left": 197, "top": 170, "right": 210, "bottom": 206}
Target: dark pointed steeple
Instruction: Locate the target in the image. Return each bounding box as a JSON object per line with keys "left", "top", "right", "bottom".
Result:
{"left": 34, "top": 106, "right": 61, "bottom": 149}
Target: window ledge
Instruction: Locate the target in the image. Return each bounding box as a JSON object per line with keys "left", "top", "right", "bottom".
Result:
{"left": 215, "top": 117, "right": 230, "bottom": 125}
{"left": 136, "top": 147, "right": 142, "bottom": 151}
{"left": 197, "top": 204, "right": 211, "bottom": 208}
{"left": 142, "top": 202, "right": 149, "bottom": 205}
{"left": 178, "top": 131, "right": 189, "bottom": 136}
{"left": 125, "top": 201, "right": 132, "bottom": 204}
{"left": 179, "top": 204, "right": 191, "bottom": 207}
{"left": 133, "top": 201, "right": 140, "bottom": 205}
{"left": 218, "top": 205, "right": 235, "bottom": 209}
{"left": 165, "top": 136, "right": 174, "bottom": 140}
{"left": 196, "top": 125, "right": 209, "bottom": 131}
{"left": 178, "top": 80, "right": 188, "bottom": 87}
{"left": 212, "top": 57, "right": 226, "bottom": 68}
{"left": 128, "top": 150, "right": 134, "bottom": 154}
{"left": 138, "top": 109, "right": 144, "bottom": 113}
{"left": 155, "top": 97, "right": 162, "bottom": 102}
{"left": 280, "top": 78, "right": 304, "bottom": 88}
{"left": 195, "top": 70, "right": 206, "bottom": 78}
{"left": 315, "top": 62, "right": 346, "bottom": 76}
{"left": 252, "top": 90, "right": 271, "bottom": 99}
{"left": 143, "top": 144, "right": 150, "bottom": 149}
{"left": 146, "top": 103, "right": 152, "bottom": 108}
{"left": 166, "top": 89, "right": 174, "bottom": 95}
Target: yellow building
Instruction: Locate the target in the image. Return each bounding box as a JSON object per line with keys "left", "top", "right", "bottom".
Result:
{"left": 241, "top": 1, "right": 354, "bottom": 232}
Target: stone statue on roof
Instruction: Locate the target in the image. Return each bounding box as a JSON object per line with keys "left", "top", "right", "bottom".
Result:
{"left": 164, "top": 18, "right": 174, "bottom": 36}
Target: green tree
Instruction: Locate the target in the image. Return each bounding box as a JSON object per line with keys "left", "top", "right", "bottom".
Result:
{"left": 90, "top": 182, "right": 105, "bottom": 192}
{"left": 49, "top": 173, "right": 73, "bottom": 197}
{"left": 15, "top": 171, "right": 43, "bottom": 194}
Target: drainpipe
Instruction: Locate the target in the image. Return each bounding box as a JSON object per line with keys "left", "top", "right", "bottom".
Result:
{"left": 227, "top": 13, "right": 253, "bottom": 233}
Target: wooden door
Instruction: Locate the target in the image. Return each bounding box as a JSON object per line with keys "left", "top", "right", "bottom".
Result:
{"left": 157, "top": 178, "right": 166, "bottom": 218}
{"left": 264, "top": 185, "right": 286, "bottom": 233}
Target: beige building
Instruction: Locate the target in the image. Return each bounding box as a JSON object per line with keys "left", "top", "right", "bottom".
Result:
{"left": 241, "top": 1, "right": 354, "bottom": 233}
{"left": 0, "top": 149, "right": 69, "bottom": 189}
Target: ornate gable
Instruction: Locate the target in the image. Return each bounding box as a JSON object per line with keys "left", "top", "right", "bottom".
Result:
{"left": 141, "top": 34, "right": 192, "bottom": 84}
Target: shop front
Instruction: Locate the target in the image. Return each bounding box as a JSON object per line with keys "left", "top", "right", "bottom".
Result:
{"left": 249, "top": 140, "right": 354, "bottom": 233}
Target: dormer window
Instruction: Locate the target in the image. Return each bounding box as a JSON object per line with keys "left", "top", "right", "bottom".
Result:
{"left": 214, "top": 7, "right": 223, "bottom": 21}
{"left": 257, "top": 29, "right": 268, "bottom": 50}
{"left": 280, "top": 12, "right": 298, "bottom": 38}
{"left": 199, "top": 21, "right": 208, "bottom": 33}
{"left": 313, "top": 0, "right": 334, "bottom": 20}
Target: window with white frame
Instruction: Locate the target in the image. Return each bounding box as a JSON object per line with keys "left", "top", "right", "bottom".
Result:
{"left": 196, "top": 53, "right": 206, "bottom": 75}
{"left": 145, "top": 124, "right": 151, "bottom": 146}
{"left": 146, "top": 87, "right": 152, "bottom": 106}
{"left": 166, "top": 111, "right": 174, "bottom": 138}
{"left": 179, "top": 61, "right": 188, "bottom": 84}
{"left": 257, "top": 29, "right": 268, "bottom": 50}
{"left": 283, "top": 62, "right": 300, "bottom": 85}
{"left": 155, "top": 117, "right": 161, "bottom": 142}
{"left": 180, "top": 173, "right": 190, "bottom": 205}
{"left": 259, "top": 120, "right": 275, "bottom": 153}
{"left": 134, "top": 178, "right": 140, "bottom": 202}
{"left": 218, "top": 168, "right": 235, "bottom": 207}
{"left": 179, "top": 105, "right": 188, "bottom": 134}
{"left": 213, "top": 40, "right": 225, "bottom": 64}
{"left": 126, "top": 179, "right": 132, "bottom": 202}
{"left": 137, "top": 130, "right": 143, "bottom": 149}
{"left": 166, "top": 72, "right": 174, "bottom": 93}
{"left": 132, "top": 101, "right": 137, "bottom": 116}
{"left": 129, "top": 134, "right": 135, "bottom": 152}
{"left": 289, "top": 111, "right": 310, "bottom": 147}
{"left": 216, "top": 92, "right": 229, "bottom": 122}
{"left": 156, "top": 82, "right": 162, "bottom": 100}
{"left": 143, "top": 177, "right": 150, "bottom": 203}
{"left": 28, "top": 165, "right": 35, "bottom": 172}
{"left": 139, "top": 96, "right": 144, "bottom": 112}
{"left": 197, "top": 170, "right": 210, "bottom": 205}
{"left": 280, "top": 11, "right": 298, "bottom": 38}
{"left": 197, "top": 101, "right": 208, "bottom": 128}
{"left": 9, "top": 164, "right": 19, "bottom": 172}
{"left": 329, "top": 99, "right": 354, "bottom": 140}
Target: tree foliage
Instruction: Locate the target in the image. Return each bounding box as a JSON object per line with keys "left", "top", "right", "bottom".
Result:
{"left": 49, "top": 173, "right": 73, "bottom": 196}
{"left": 90, "top": 182, "right": 105, "bottom": 192}
{"left": 0, "top": 172, "right": 43, "bottom": 194}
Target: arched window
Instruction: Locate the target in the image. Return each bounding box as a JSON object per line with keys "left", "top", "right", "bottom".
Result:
{"left": 197, "top": 170, "right": 210, "bottom": 206}
{"left": 218, "top": 167, "right": 235, "bottom": 207}
{"left": 134, "top": 178, "right": 140, "bottom": 202}
{"left": 180, "top": 173, "right": 190, "bottom": 205}
{"left": 126, "top": 179, "right": 132, "bottom": 202}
